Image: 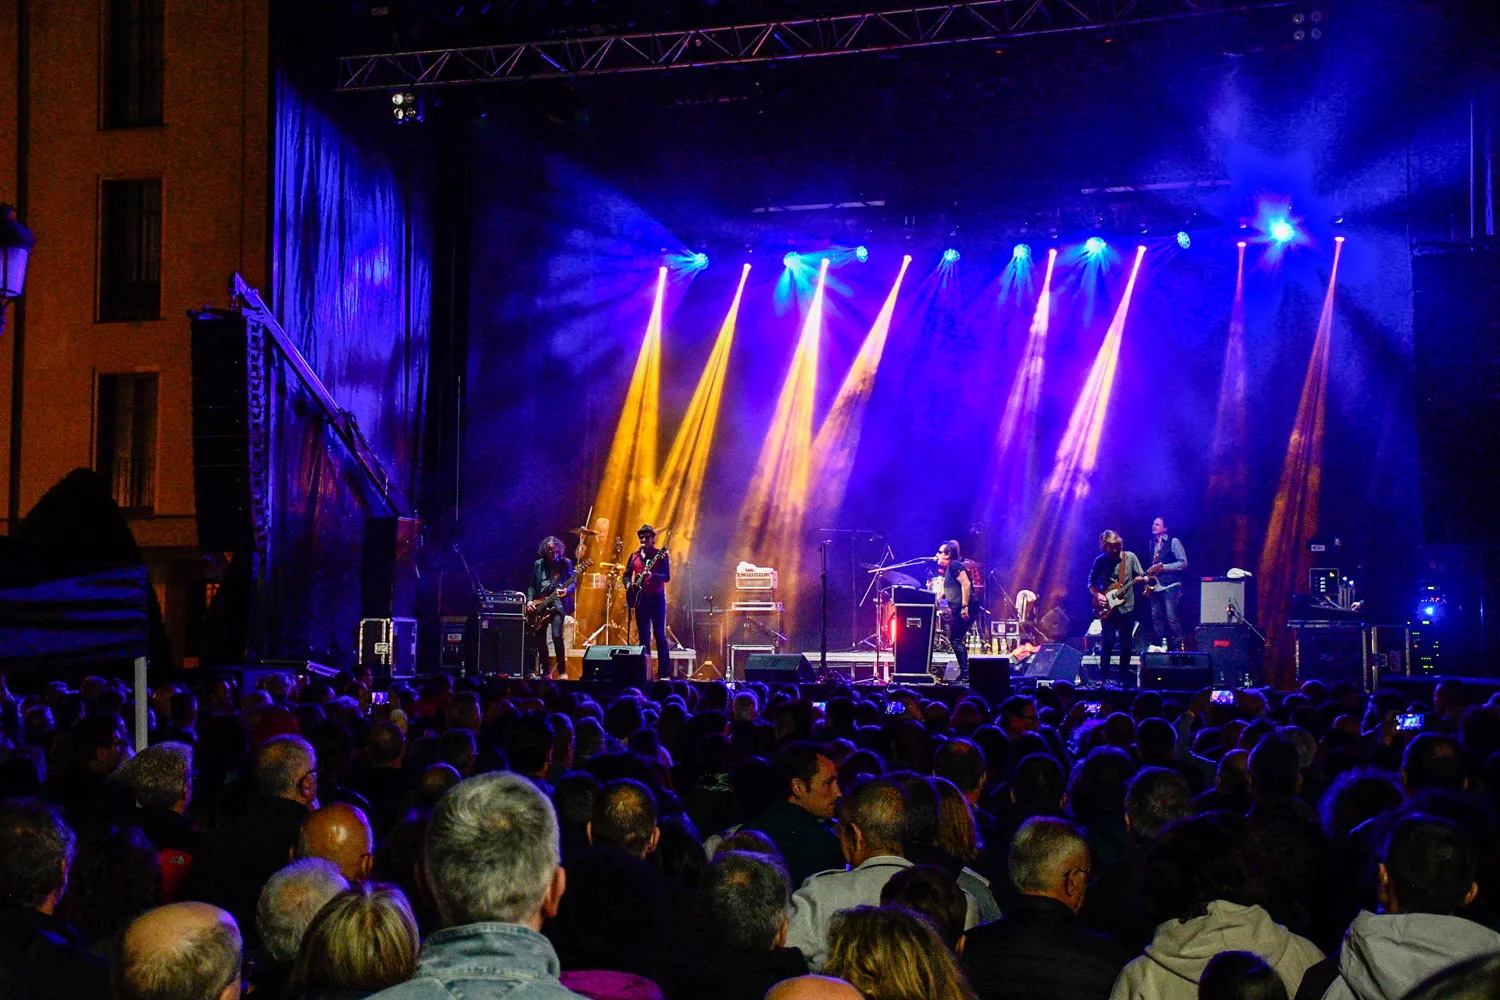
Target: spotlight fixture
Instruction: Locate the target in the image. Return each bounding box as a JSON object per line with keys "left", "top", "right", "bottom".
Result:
{"left": 391, "top": 90, "right": 422, "bottom": 124}
{"left": 1334, "top": 235, "right": 1346, "bottom": 243}
{"left": 943, "top": 248, "right": 961, "bottom": 263}
{"left": 1270, "top": 219, "right": 1296, "bottom": 243}
{"left": 1013, "top": 244, "right": 1031, "bottom": 261}
{"left": 392, "top": 91, "right": 412, "bottom": 106}
{"left": 1237, "top": 241, "right": 1248, "bottom": 248}
{"left": 1084, "top": 237, "right": 1107, "bottom": 256}
{"left": 691, "top": 251, "right": 708, "bottom": 267}
{"left": 783, "top": 252, "right": 798, "bottom": 267}
{"left": 854, "top": 246, "right": 869, "bottom": 263}
{"left": 1176, "top": 232, "right": 1192, "bottom": 249}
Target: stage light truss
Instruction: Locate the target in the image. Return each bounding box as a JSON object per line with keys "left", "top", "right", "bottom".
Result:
{"left": 336, "top": 0, "right": 1305, "bottom": 90}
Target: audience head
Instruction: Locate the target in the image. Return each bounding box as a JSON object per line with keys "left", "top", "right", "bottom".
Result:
{"left": 1125, "top": 767, "right": 1192, "bottom": 841}
{"left": 999, "top": 696, "right": 1039, "bottom": 739}
{"left": 289, "top": 883, "right": 419, "bottom": 995}
{"left": 57, "top": 825, "right": 161, "bottom": 947}
{"left": 837, "top": 776, "right": 908, "bottom": 864}
{"left": 931, "top": 776, "right": 981, "bottom": 865}
{"left": 880, "top": 864, "right": 968, "bottom": 949}
{"left": 115, "top": 902, "right": 243, "bottom": 1000}
{"left": 0, "top": 798, "right": 75, "bottom": 913}
{"left": 1009, "top": 816, "right": 1091, "bottom": 914}
{"left": 1248, "top": 735, "right": 1302, "bottom": 800}
{"left": 257, "top": 858, "right": 351, "bottom": 966}
{"left": 1403, "top": 733, "right": 1467, "bottom": 794}
{"left": 368, "top": 722, "right": 405, "bottom": 767}
{"left": 1402, "top": 953, "right": 1500, "bottom": 1000}
{"left": 1197, "top": 951, "right": 1289, "bottom": 1000}
{"left": 71, "top": 711, "right": 132, "bottom": 775}
{"left": 933, "top": 739, "right": 986, "bottom": 799}
{"left": 252, "top": 735, "right": 319, "bottom": 805}
{"left": 1380, "top": 813, "right": 1478, "bottom": 915}
{"left": 1142, "top": 813, "right": 1268, "bottom": 922}
{"left": 701, "top": 850, "right": 791, "bottom": 952}
{"left": 1010, "top": 752, "right": 1066, "bottom": 808}
{"left": 776, "top": 742, "right": 841, "bottom": 820}
{"left": 1067, "top": 746, "right": 1138, "bottom": 825}
{"left": 507, "top": 711, "right": 555, "bottom": 777}
{"left": 1319, "top": 768, "right": 1404, "bottom": 841}
{"left": 1217, "top": 749, "right": 1252, "bottom": 798}
{"left": 825, "top": 905, "right": 976, "bottom": 1000}
{"left": 297, "top": 803, "right": 375, "bottom": 881}
{"left": 116, "top": 741, "right": 193, "bottom": 813}
{"left": 764, "top": 976, "right": 866, "bottom": 1000}
{"left": 590, "top": 778, "right": 660, "bottom": 859}
{"left": 424, "top": 772, "right": 565, "bottom": 930}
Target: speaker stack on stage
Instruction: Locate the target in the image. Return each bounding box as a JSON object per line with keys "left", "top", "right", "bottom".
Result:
{"left": 744, "top": 653, "right": 816, "bottom": 683}
{"left": 892, "top": 586, "right": 937, "bottom": 677}
{"left": 1195, "top": 625, "right": 1264, "bottom": 687}
{"left": 582, "top": 644, "right": 649, "bottom": 686}
{"left": 359, "top": 516, "right": 422, "bottom": 680}
{"left": 1016, "top": 643, "right": 1083, "bottom": 684}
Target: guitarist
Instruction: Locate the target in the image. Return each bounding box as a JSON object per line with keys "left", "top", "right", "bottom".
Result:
{"left": 1087, "top": 530, "right": 1146, "bottom": 686}
{"left": 1145, "top": 516, "right": 1189, "bottom": 651}
{"left": 526, "top": 536, "right": 573, "bottom": 678}
{"left": 624, "top": 524, "right": 671, "bottom": 679}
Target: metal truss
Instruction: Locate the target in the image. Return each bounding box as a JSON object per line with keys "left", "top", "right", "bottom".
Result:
{"left": 337, "top": 0, "right": 1304, "bottom": 90}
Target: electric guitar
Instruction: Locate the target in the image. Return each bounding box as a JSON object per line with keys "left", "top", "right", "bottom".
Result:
{"left": 1093, "top": 553, "right": 1148, "bottom": 619}
{"left": 526, "top": 559, "right": 593, "bottom": 634}
{"left": 625, "top": 543, "right": 670, "bottom": 608}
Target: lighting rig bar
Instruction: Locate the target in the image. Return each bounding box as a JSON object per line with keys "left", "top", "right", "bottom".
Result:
{"left": 337, "top": 0, "right": 1304, "bottom": 90}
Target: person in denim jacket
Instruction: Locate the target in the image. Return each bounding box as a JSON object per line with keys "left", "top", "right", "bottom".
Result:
{"left": 370, "top": 772, "right": 584, "bottom": 1000}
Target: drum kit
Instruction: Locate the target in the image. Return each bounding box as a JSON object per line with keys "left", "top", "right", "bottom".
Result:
{"left": 859, "top": 556, "right": 965, "bottom": 654}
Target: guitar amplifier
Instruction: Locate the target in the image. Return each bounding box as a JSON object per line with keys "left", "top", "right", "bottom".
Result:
{"left": 478, "top": 590, "right": 527, "bottom": 614}
{"left": 477, "top": 613, "right": 527, "bottom": 676}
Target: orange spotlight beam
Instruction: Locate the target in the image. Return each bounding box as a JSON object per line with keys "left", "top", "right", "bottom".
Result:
{"left": 1258, "top": 239, "right": 1344, "bottom": 686}
{"left": 811, "top": 255, "right": 913, "bottom": 514}
{"left": 652, "top": 263, "right": 751, "bottom": 560}
{"left": 1014, "top": 245, "right": 1147, "bottom": 602}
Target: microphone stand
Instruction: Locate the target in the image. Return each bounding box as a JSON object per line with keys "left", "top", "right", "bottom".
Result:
{"left": 819, "top": 539, "right": 831, "bottom": 680}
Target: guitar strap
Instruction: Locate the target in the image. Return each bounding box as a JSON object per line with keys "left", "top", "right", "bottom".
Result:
{"left": 1115, "top": 552, "right": 1128, "bottom": 589}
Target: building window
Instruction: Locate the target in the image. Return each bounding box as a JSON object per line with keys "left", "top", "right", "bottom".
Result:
{"left": 99, "top": 179, "right": 162, "bottom": 322}
{"left": 103, "top": 0, "right": 164, "bottom": 128}
{"left": 96, "top": 372, "right": 158, "bottom": 513}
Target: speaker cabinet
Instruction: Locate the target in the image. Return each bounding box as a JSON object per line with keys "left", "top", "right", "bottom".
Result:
{"left": 968, "top": 655, "right": 1012, "bottom": 704}
{"left": 583, "top": 644, "right": 649, "bottom": 686}
{"left": 190, "top": 309, "right": 257, "bottom": 551}
{"left": 1195, "top": 625, "right": 1264, "bottom": 686}
{"left": 477, "top": 614, "right": 526, "bottom": 676}
{"left": 744, "top": 653, "right": 815, "bottom": 683}
{"left": 1200, "top": 578, "right": 1256, "bottom": 625}
{"left": 892, "top": 587, "right": 937, "bottom": 677}
{"left": 1138, "top": 651, "right": 1213, "bottom": 691}
{"left": 1017, "top": 643, "right": 1083, "bottom": 683}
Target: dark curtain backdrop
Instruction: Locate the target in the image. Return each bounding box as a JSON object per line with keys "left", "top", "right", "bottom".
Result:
{"left": 267, "top": 74, "right": 431, "bottom": 664}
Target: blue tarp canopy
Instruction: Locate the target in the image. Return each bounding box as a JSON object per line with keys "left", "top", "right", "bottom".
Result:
{"left": 0, "top": 565, "right": 150, "bottom": 669}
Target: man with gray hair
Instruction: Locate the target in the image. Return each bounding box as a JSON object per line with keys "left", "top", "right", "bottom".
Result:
{"left": 184, "top": 735, "right": 319, "bottom": 932}
{"left": 1079, "top": 767, "right": 1191, "bottom": 952}
{"left": 115, "top": 902, "right": 243, "bottom": 1000}
{"left": 371, "top": 771, "right": 582, "bottom": 999}
{"left": 961, "top": 818, "right": 1127, "bottom": 1000}
{"left": 690, "top": 851, "right": 809, "bottom": 1000}
{"left": 115, "top": 741, "right": 198, "bottom": 859}
{"left": 256, "top": 859, "right": 349, "bottom": 971}
{"left": 784, "top": 776, "right": 978, "bottom": 971}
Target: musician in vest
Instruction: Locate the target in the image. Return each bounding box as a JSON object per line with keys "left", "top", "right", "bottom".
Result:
{"left": 1145, "top": 516, "right": 1189, "bottom": 651}
{"left": 1088, "top": 530, "right": 1145, "bottom": 686}
{"left": 624, "top": 524, "right": 671, "bottom": 679}
{"left": 526, "top": 536, "right": 573, "bottom": 678}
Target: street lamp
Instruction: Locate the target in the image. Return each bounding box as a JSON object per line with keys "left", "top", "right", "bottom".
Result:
{"left": 1, "top": 204, "right": 36, "bottom": 339}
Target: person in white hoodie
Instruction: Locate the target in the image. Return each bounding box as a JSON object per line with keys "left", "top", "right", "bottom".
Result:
{"left": 1294, "top": 814, "right": 1500, "bottom": 1000}
{"left": 1110, "top": 813, "right": 1323, "bottom": 1000}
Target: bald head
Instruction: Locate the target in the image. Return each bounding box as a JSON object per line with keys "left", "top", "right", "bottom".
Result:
{"left": 421, "top": 762, "right": 463, "bottom": 804}
{"left": 296, "top": 803, "right": 374, "bottom": 880}
{"left": 116, "top": 903, "right": 242, "bottom": 1000}
{"left": 764, "top": 975, "right": 864, "bottom": 1000}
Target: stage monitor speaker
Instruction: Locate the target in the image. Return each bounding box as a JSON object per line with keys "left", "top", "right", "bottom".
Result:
{"left": 968, "top": 655, "right": 1012, "bottom": 704}
{"left": 1200, "top": 578, "right": 1256, "bottom": 625}
{"left": 744, "top": 653, "right": 815, "bottom": 683}
{"left": 477, "top": 615, "right": 526, "bottom": 676}
{"left": 1139, "top": 651, "right": 1213, "bottom": 691}
{"left": 362, "top": 516, "right": 421, "bottom": 619}
{"left": 190, "top": 309, "right": 257, "bottom": 551}
{"left": 359, "top": 618, "right": 417, "bottom": 680}
{"left": 583, "top": 644, "right": 649, "bottom": 686}
{"left": 1017, "top": 643, "right": 1083, "bottom": 683}
{"left": 1195, "top": 625, "right": 1264, "bottom": 686}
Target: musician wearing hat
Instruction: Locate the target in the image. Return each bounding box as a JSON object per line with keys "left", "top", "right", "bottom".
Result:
{"left": 623, "top": 524, "right": 672, "bottom": 678}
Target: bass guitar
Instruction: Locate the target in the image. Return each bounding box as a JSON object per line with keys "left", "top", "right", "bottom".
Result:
{"left": 625, "top": 542, "right": 669, "bottom": 609}
{"left": 526, "top": 559, "right": 593, "bottom": 635}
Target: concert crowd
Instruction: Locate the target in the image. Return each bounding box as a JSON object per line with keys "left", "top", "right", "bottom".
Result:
{"left": 4, "top": 669, "right": 1500, "bottom": 1000}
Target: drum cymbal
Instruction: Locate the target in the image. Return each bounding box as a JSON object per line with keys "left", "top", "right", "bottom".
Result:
{"left": 878, "top": 570, "right": 921, "bottom": 589}
{"left": 571, "top": 526, "right": 598, "bottom": 536}
{"left": 595, "top": 561, "right": 624, "bottom": 570}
